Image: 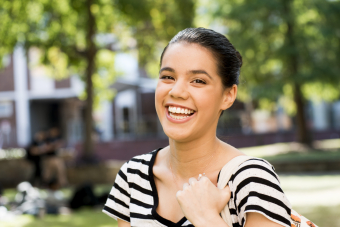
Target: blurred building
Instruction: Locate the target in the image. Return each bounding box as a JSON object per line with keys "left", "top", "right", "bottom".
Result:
{"left": 0, "top": 46, "right": 163, "bottom": 148}
{"left": 0, "top": 46, "right": 85, "bottom": 148}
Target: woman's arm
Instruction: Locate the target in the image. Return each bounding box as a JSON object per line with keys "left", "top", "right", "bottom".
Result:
{"left": 245, "top": 212, "right": 285, "bottom": 227}
{"left": 117, "top": 218, "right": 131, "bottom": 227}
{"left": 230, "top": 158, "right": 292, "bottom": 227}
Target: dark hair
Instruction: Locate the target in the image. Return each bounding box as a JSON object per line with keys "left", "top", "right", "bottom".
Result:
{"left": 160, "top": 27, "right": 243, "bottom": 117}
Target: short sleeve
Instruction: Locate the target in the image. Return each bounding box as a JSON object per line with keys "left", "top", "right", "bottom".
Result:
{"left": 103, "top": 162, "right": 131, "bottom": 222}
{"left": 231, "top": 158, "right": 292, "bottom": 227}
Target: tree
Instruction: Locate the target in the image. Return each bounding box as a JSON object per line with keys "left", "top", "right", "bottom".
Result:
{"left": 0, "top": 0, "right": 195, "bottom": 158}
{"left": 205, "top": 0, "right": 340, "bottom": 146}
{"left": 1, "top": 0, "right": 120, "bottom": 160}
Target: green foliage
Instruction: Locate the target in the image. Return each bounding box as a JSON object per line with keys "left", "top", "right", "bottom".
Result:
{"left": 0, "top": 0, "right": 121, "bottom": 107}
{"left": 198, "top": 0, "right": 340, "bottom": 108}
{"left": 79, "top": 49, "right": 118, "bottom": 109}
{"left": 115, "top": 0, "right": 195, "bottom": 77}
{"left": 0, "top": 0, "right": 195, "bottom": 99}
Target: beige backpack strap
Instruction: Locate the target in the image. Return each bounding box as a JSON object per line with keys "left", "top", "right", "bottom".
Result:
{"left": 217, "top": 155, "right": 254, "bottom": 227}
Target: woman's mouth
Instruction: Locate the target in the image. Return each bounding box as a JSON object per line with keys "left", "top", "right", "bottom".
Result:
{"left": 165, "top": 106, "right": 196, "bottom": 123}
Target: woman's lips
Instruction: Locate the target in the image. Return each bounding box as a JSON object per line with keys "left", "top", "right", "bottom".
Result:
{"left": 165, "top": 107, "right": 196, "bottom": 123}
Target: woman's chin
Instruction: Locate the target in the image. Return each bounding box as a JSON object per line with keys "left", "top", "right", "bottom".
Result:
{"left": 164, "top": 129, "right": 192, "bottom": 142}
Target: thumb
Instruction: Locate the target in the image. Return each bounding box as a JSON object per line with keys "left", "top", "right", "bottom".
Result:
{"left": 220, "top": 185, "right": 231, "bottom": 202}
{"left": 217, "top": 185, "right": 231, "bottom": 212}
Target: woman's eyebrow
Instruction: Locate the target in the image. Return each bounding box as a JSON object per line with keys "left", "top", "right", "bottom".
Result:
{"left": 159, "top": 67, "right": 175, "bottom": 74}
{"left": 188, "top": 70, "right": 213, "bottom": 80}
{"left": 159, "top": 67, "right": 213, "bottom": 80}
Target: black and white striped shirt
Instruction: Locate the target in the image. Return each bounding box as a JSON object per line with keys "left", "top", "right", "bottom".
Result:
{"left": 103, "top": 147, "right": 292, "bottom": 227}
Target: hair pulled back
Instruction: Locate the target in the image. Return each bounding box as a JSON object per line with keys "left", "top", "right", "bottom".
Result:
{"left": 160, "top": 27, "right": 243, "bottom": 90}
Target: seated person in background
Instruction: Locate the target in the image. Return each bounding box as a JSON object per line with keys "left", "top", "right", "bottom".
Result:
{"left": 42, "top": 127, "right": 68, "bottom": 188}
{"left": 26, "top": 131, "right": 47, "bottom": 187}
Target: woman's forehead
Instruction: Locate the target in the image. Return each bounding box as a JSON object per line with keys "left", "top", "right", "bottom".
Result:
{"left": 161, "top": 42, "right": 218, "bottom": 75}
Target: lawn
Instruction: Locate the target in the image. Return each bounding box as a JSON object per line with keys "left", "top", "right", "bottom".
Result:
{"left": 2, "top": 174, "right": 340, "bottom": 227}
{"left": 0, "top": 208, "right": 118, "bottom": 227}
{"left": 263, "top": 149, "right": 340, "bottom": 163}
{"left": 280, "top": 174, "right": 340, "bottom": 227}
{"left": 2, "top": 147, "right": 340, "bottom": 227}
{"left": 1, "top": 185, "right": 117, "bottom": 227}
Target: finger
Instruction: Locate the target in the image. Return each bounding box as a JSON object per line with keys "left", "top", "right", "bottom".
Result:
{"left": 223, "top": 185, "right": 231, "bottom": 193}
{"left": 188, "top": 177, "right": 197, "bottom": 185}
{"left": 199, "top": 175, "right": 210, "bottom": 182}
{"left": 183, "top": 183, "right": 189, "bottom": 190}
{"left": 176, "top": 190, "right": 183, "bottom": 201}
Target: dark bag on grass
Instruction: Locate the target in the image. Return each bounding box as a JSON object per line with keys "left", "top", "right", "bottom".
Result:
{"left": 69, "top": 183, "right": 98, "bottom": 209}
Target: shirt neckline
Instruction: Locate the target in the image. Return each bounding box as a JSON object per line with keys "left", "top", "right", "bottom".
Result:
{"left": 148, "top": 147, "right": 189, "bottom": 227}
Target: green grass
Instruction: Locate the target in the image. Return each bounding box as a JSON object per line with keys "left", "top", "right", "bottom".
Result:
{"left": 1, "top": 184, "right": 116, "bottom": 227}
{"left": 2, "top": 164, "right": 340, "bottom": 227}
{"left": 261, "top": 149, "right": 340, "bottom": 163}
{"left": 292, "top": 205, "right": 340, "bottom": 227}
{"left": 2, "top": 184, "right": 112, "bottom": 203}
{"left": 280, "top": 174, "right": 340, "bottom": 227}
{"left": 0, "top": 208, "right": 118, "bottom": 227}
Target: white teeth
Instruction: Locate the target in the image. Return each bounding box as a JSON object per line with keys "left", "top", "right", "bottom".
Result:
{"left": 167, "top": 106, "right": 195, "bottom": 115}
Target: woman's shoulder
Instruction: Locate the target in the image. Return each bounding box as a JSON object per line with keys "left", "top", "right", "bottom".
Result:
{"left": 230, "top": 156, "right": 281, "bottom": 186}
{"left": 118, "top": 147, "right": 163, "bottom": 178}
{"left": 123, "top": 147, "right": 162, "bottom": 166}
{"left": 238, "top": 156, "right": 276, "bottom": 171}
{"left": 229, "top": 156, "right": 292, "bottom": 227}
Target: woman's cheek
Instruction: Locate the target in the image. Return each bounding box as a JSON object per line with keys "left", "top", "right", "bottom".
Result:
{"left": 155, "top": 86, "right": 168, "bottom": 119}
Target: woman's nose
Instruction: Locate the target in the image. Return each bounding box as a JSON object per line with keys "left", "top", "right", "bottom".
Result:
{"left": 168, "top": 79, "right": 189, "bottom": 100}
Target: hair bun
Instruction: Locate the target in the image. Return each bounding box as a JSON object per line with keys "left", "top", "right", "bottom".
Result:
{"left": 235, "top": 51, "right": 243, "bottom": 68}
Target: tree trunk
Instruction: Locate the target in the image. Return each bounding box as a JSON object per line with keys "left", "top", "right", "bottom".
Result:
{"left": 83, "top": 0, "right": 97, "bottom": 160}
{"left": 293, "top": 82, "right": 312, "bottom": 146}
{"left": 283, "top": 0, "right": 312, "bottom": 147}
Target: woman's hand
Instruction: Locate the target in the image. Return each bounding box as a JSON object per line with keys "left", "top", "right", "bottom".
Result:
{"left": 176, "top": 176, "right": 231, "bottom": 227}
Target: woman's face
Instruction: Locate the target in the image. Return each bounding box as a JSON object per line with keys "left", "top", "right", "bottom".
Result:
{"left": 155, "top": 42, "right": 236, "bottom": 142}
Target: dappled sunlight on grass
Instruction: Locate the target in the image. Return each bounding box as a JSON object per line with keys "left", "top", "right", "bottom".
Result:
{"left": 0, "top": 215, "right": 33, "bottom": 227}
{"left": 240, "top": 139, "right": 340, "bottom": 161}
{"left": 2, "top": 173, "right": 339, "bottom": 226}
{"left": 279, "top": 173, "right": 340, "bottom": 227}
{"left": 280, "top": 174, "right": 340, "bottom": 192}
{"left": 264, "top": 149, "right": 340, "bottom": 163}
{"left": 279, "top": 174, "right": 340, "bottom": 207}
{"left": 1, "top": 184, "right": 115, "bottom": 227}
{"left": 0, "top": 208, "right": 117, "bottom": 227}
{"left": 292, "top": 205, "right": 340, "bottom": 227}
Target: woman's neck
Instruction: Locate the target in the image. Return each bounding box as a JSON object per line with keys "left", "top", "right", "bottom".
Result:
{"left": 168, "top": 135, "right": 223, "bottom": 180}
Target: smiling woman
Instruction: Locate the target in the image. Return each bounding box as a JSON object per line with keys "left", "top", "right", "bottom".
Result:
{"left": 102, "top": 28, "right": 296, "bottom": 227}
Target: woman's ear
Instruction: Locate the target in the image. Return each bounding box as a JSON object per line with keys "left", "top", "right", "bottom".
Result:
{"left": 220, "top": 85, "right": 238, "bottom": 111}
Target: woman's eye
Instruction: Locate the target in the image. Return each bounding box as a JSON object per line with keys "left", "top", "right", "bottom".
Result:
{"left": 160, "top": 75, "right": 174, "bottom": 80}
{"left": 192, "top": 79, "right": 206, "bottom": 84}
